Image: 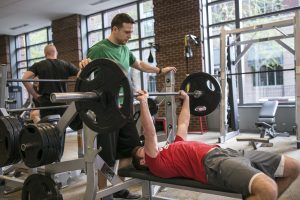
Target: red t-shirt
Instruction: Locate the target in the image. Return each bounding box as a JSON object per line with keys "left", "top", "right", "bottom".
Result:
{"left": 145, "top": 136, "right": 218, "bottom": 183}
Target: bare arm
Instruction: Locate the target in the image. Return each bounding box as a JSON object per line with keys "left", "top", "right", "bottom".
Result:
{"left": 78, "top": 58, "right": 91, "bottom": 77}
{"left": 136, "top": 90, "right": 159, "bottom": 158}
{"left": 176, "top": 91, "right": 190, "bottom": 141}
{"left": 22, "top": 71, "right": 40, "bottom": 100}
{"left": 131, "top": 60, "right": 177, "bottom": 74}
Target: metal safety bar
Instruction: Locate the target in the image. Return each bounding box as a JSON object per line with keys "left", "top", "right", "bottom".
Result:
{"left": 225, "top": 19, "right": 294, "bottom": 35}
{"left": 212, "top": 68, "right": 295, "bottom": 77}
{"left": 7, "top": 105, "right": 69, "bottom": 112}
{"left": 7, "top": 79, "right": 76, "bottom": 82}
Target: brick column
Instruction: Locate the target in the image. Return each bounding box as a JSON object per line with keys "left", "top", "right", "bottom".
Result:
{"left": 52, "top": 14, "right": 82, "bottom": 91}
{"left": 154, "top": 0, "right": 202, "bottom": 131}
{"left": 0, "top": 35, "right": 11, "bottom": 78}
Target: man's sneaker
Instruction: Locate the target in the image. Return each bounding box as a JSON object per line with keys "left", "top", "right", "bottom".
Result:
{"left": 113, "top": 189, "right": 141, "bottom": 199}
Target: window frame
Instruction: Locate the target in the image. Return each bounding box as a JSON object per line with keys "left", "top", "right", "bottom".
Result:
{"left": 15, "top": 27, "right": 52, "bottom": 78}
{"left": 202, "top": 0, "right": 300, "bottom": 105}
{"left": 86, "top": 0, "right": 155, "bottom": 91}
{"left": 14, "top": 27, "right": 52, "bottom": 105}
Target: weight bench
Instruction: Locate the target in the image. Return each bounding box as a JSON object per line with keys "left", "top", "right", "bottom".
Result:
{"left": 237, "top": 100, "right": 289, "bottom": 149}
{"left": 118, "top": 166, "right": 242, "bottom": 199}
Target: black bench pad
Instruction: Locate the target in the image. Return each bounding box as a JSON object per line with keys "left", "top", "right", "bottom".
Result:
{"left": 118, "top": 166, "right": 238, "bottom": 194}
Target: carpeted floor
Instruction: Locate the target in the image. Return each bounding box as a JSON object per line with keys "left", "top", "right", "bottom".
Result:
{"left": 3, "top": 131, "right": 300, "bottom": 200}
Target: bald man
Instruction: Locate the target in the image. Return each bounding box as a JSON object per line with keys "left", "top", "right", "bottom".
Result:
{"left": 22, "top": 44, "right": 81, "bottom": 119}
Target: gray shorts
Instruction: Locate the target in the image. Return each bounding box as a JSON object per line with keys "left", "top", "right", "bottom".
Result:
{"left": 204, "top": 148, "right": 282, "bottom": 197}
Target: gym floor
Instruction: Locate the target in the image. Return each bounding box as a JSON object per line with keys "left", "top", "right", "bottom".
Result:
{"left": 3, "top": 131, "right": 300, "bottom": 200}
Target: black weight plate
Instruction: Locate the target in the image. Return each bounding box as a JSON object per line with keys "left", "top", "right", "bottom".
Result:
{"left": 50, "top": 125, "right": 62, "bottom": 161}
{"left": 35, "top": 125, "right": 49, "bottom": 167}
{"left": 44, "top": 123, "right": 62, "bottom": 161}
{"left": 75, "top": 58, "right": 133, "bottom": 133}
{"left": 5, "top": 117, "right": 21, "bottom": 165}
{"left": 42, "top": 124, "right": 59, "bottom": 164}
{"left": 0, "top": 117, "right": 14, "bottom": 167}
{"left": 50, "top": 124, "right": 61, "bottom": 161}
{"left": 38, "top": 124, "right": 52, "bottom": 165}
{"left": 48, "top": 124, "right": 61, "bottom": 162}
{"left": 180, "top": 72, "right": 221, "bottom": 116}
{"left": 2, "top": 117, "right": 17, "bottom": 166}
{"left": 0, "top": 116, "right": 18, "bottom": 164}
{"left": 7, "top": 117, "right": 22, "bottom": 158}
{"left": 19, "top": 124, "right": 47, "bottom": 168}
{"left": 41, "top": 124, "right": 54, "bottom": 164}
{"left": 44, "top": 123, "right": 60, "bottom": 164}
{"left": 50, "top": 124, "right": 64, "bottom": 160}
{"left": 22, "top": 174, "right": 62, "bottom": 200}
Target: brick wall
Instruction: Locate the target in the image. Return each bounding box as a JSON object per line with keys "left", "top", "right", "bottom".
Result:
{"left": 153, "top": 0, "right": 203, "bottom": 131}
{"left": 52, "top": 15, "right": 82, "bottom": 91}
{"left": 0, "top": 35, "right": 11, "bottom": 78}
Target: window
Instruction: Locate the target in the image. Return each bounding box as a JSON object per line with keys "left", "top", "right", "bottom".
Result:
{"left": 103, "top": 4, "right": 138, "bottom": 28}
{"left": 202, "top": 0, "right": 299, "bottom": 104}
{"left": 88, "top": 31, "right": 103, "bottom": 47}
{"left": 241, "top": 0, "right": 300, "bottom": 18}
{"left": 86, "top": 0, "right": 156, "bottom": 92}
{"left": 252, "top": 64, "right": 283, "bottom": 86}
{"left": 15, "top": 27, "right": 52, "bottom": 104}
{"left": 208, "top": 1, "right": 235, "bottom": 24}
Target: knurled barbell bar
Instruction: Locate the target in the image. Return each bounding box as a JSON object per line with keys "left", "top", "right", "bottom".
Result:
{"left": 50, "top": 58, "right": 221, "bottom": 133}
{"left": 50, "top": 90, "right": 203, "bottom": 103}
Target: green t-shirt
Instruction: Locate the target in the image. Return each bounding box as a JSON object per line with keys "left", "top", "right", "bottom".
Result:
{"left": 88, "top": 39, "right": 136, "bottom": 72}
{"left": 87, "top": 39, "right": 136, "bottom": 104}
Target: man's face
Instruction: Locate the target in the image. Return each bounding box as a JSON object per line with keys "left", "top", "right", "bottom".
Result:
{"left": 136, "top": 147, "right": 146, "bottom": 165}
{"left": 113, "top": 23, "right": 134, "bottom": 45}
{"left": 136, "top": 147, "right": 145, "bottom": 158}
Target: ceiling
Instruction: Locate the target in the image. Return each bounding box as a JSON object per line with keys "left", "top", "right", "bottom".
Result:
{"left": 0, "top": 0, "right": 136, "bottom": 36}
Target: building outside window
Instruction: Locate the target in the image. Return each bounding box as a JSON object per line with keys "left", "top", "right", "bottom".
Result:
{"left": 86, "top": 0, "right": 156, "bottom": 92}
{"left": 202, "top": 0, "right": 299, "bottom": 104}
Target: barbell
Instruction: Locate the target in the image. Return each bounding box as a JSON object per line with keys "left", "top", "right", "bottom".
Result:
{"left": 50, "top": 58, "right": 221, "bottom": 133}
{"left": 50, "top": 90, "right": 203, "bottom": 102}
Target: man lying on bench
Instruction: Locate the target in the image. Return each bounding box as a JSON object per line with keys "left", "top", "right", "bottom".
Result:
{"left": 132, "top": 90, "right": 300, "bottom": 200}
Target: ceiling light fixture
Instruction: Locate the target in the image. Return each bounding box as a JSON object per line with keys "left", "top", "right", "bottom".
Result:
{"left": 10, "top": 24, "right": 29, "bottom": 30}
{"left": 89, "top": 0, "right": 110, "bottom": 6}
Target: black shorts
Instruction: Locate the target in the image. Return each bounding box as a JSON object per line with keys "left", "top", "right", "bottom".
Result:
{"left": 204, "top": 148, "right": 282, "bottom": 198}
{"left": 96, "top": 120, "right": 141, "bottom": 166}
{"left": 38, "top": 95, "right": 66, "bottom": 118}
